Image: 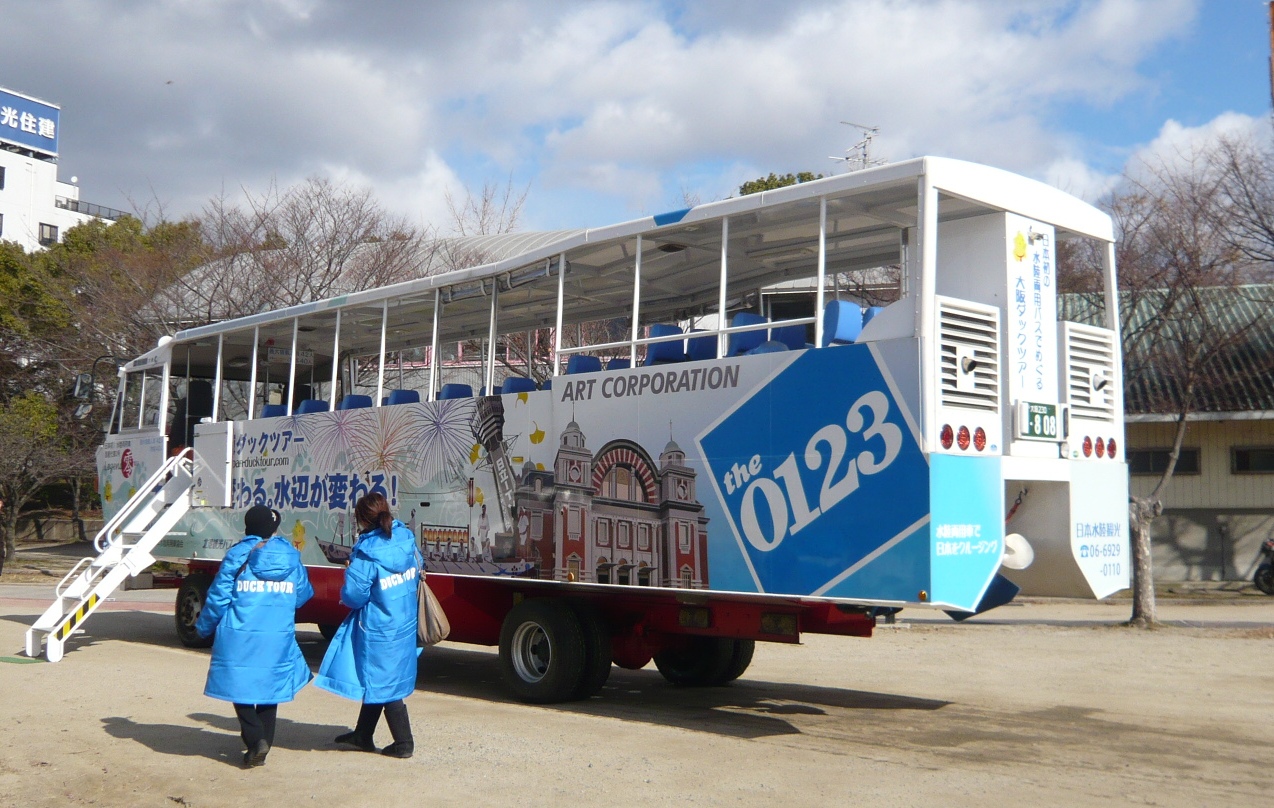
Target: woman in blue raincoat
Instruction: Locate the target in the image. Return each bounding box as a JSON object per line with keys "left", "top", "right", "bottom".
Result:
{"left": 316, "top": 492, "right": 419, "bottom": 758}
{"left": 195, "top": 505, "right": 314, "bottom": 768}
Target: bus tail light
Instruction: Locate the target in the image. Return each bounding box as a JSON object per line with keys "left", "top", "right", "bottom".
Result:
{"left": 940, "top": 424, "right": 953, "bottom": 450}
{"left": 956, "top": 426, "right": 970, "bottom": 451}
{"left": 973, "top": 427, "right": 986, "bottom": 452}
{"left": 1107, "top": 437, "right": 1116, "bottom": 458}
{"left": 1095, "top": 436, "right": 1106, "bottom": 458}
{"left": 1082, "top": 436, "right": 1093, "bottom": 457}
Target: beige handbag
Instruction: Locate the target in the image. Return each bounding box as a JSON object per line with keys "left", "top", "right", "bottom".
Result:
{"left": 417, "top": 574, "right": 450, "bottom": 646}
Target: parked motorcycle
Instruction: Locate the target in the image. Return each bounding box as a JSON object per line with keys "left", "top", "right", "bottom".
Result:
{"left": 1255, "top": 538, "right": 1274, "bottom": 595}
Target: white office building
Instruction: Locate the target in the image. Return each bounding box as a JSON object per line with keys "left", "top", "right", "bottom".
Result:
{"left": 0, "top": 85, "right": 122, "bottom": 252}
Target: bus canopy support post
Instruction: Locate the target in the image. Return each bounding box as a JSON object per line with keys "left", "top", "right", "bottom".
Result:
{"left": 630, "top": 235, "right": 642, "bottom": 366}
{"left": 247, "top": 326, "right": 259, "bottom": 420}
{"left": 429, "top": 290, "right": 440, "bottom": 400}
{"left": 212, "top": 334, "right": 223, "bottom": 422}
{"left": 329, "top": 308, "right": 341, "bottom": 410}
{"left": 1102, "top": 241, "right": 1120, "bottom": 335}
{"left": 486, "top": 280, "right": 499, "bottom": 393}
{"left": 717, "top": 217, "right": 729, "bottom": 359}
{"left": 815, "top": 197, "right": 827, "bottom": 349}
{"left": 554, "top": 253, "right": 565, "bottom": 378}
{"left": 286, "top": 317, "right": 299, "bottom": 416}
{"left": 158, "top": 357, "right": 171, "bottom": 436}
{"left": 917, "top": 175, "right": 939, "bottom": 446}
{"left": 1103, "top": 240, "right": 1124, "bottom": 418}
{"left": 376, "top": 299, "right": 388, "bottom": 406}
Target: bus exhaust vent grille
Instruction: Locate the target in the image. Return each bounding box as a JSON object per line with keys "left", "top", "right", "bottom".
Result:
{"left": 1062, "top": 322, "right": 1117, "bottom": 422}
{"left": 938, "top": 298, "right": 1000, "bottom": 412}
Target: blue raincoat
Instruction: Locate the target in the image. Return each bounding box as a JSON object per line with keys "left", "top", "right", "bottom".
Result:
{"left": 195, "top": 535, "right": 314, "bottom": 704}
{"left": 315, "top": 521, "right": 420, "bottom": 704}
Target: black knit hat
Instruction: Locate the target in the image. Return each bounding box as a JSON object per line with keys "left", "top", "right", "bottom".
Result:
{"left": 245, "top": 505, "right": 280, "bottom": 538}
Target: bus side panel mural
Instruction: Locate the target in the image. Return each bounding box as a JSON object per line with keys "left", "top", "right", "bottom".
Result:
{"left": 163, "top": 339, "right": 993, "bottom": 608}
{"left": 97, "top": 434, "right": 166, "bottom": 523}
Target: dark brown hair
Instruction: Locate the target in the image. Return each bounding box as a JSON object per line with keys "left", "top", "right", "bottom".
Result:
{"left": 354, "top": 492, "right": 394, "bottom": 534}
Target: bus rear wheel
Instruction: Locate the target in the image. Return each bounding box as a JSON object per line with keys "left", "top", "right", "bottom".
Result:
{"left": 317, "top": 623, "right": 339, "bottom": 641}
{"left": 175, "top": 573, "right": 214, "bottom": 648}
{"left": 498, "top": 599, "right": 587, "bottom": 703}
{"left": 653, "top": 636, "right": 736, "bottom": 686}
{"left": 719, "top": 639, "right": 756, "bottom": 683}
{"left": 569, "top": 601, "right": 612, "bottom": 699}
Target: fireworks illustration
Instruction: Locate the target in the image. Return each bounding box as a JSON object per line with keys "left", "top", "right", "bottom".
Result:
{"left": 348, "top": 404, "right": 424, "bottom": 479}
{"left": 305, "top": 408, "right": 375, "bottom": 469}
{"left": 415, "top": 398, "right": 478, "bottom": 485}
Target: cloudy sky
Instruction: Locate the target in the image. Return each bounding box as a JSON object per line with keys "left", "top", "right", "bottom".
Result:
{"left": 1, "top": 0, "right": 1268, "bottom": 232}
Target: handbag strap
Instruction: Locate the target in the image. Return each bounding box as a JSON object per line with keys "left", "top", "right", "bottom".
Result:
{"left": 235, "top": 539, "right": 269, "bottom": 579}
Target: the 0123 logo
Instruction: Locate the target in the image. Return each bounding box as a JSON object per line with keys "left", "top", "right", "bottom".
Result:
{"left": 697, "top": 348, "right": 929, "bottom": 595}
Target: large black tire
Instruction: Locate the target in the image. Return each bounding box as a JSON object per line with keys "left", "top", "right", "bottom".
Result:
{"left": 569, "top": 602, "right": 613, "bottom": 700}
{"left": 1254, "top": 563, "right": 1274, "bottom": 596}
{"left": 653, "top": 636, "right": 735, "bottom": 686}
{"left": 317, "top": 623, "right": 340, "bottom": 641}
{"left": 175, "top": 573, "right": 214, "bottom": 648}
{"left": 498, "top": 599, "right": 587, "bottom": 703}
{"left": 718, "top": 639, "right": 756, "bottom": 683}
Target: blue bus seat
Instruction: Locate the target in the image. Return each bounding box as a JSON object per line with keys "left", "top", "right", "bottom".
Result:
{"left": 643, "top": 324, "right": 685, "bottom": 365}
{"left": 606, "top": 358, "right": 631, "bottom": 371}
{"left": 259, "top": 403, "right": 287, "bottom": 418}
{"left": 862, "top": 306, "right": 884, "bottom": 327}
{"left": 686, "top": 330, "right": 717, "bottom": 362}
{"left": 747, "top": 340, "right": 788, "bottom": 355}
{"left": 728, "top": 312, "right": 768, "bottom": 355}
{"left": 438, "top": 384, "right": 473, "bottom": 400}
{"left": 567, "top": 355, "right": 602, "bottom": 374}
{"left": 502, "top": 376, "right": 537, "bottom": 394}
{"left": 336, "top": 394, "right": 373, "bottom": 410}
{"left": 822, "top": 301, "right": 863, "bottom": 346}
{"left": 479, "top": 385, "right": 502, "bottom": 396}
{"left": 540, "top": 379, "right": 552, "bottom": 390}
{"left": 770, "top": 323, "right": 808, "bottom": 351}
{"left": 296, "top": 399, "right": 329, "bottom": 414}
{"left": 385, "top": 389, "right": 420, "bottom": 405}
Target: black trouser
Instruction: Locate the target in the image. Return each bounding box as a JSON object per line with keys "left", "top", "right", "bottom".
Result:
{"left": 233, "top": 703, "right": 278, "bottom": 748}
{"left": 354, "top": 699, "right": 412, "bottom": 743}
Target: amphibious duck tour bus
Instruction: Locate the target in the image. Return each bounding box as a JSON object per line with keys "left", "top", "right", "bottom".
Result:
{"left": 44, "top": 157, "right": 1131, "bottom": 701}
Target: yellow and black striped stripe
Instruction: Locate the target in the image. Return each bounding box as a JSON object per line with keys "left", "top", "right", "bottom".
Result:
{"left": 56, "top": 594, "right": 99, "bottom": 640}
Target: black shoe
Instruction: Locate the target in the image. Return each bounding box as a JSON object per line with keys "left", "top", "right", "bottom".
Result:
{"left": 335, "top": 731, "right": 376, "bottom": 752}
{"left": 381, "top": 741, "right": 414, "bottom": 759}
{"left": 243, "top": 739, "right": 270, "bottom": 768}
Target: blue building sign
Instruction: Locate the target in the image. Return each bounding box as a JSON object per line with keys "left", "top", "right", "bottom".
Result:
{"left": 0, "top": 87, "right": 59, "bottom": 157}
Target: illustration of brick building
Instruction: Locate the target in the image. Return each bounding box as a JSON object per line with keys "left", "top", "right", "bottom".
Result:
{"left": 511, "top": 420, "right": 709, "bottom": 588}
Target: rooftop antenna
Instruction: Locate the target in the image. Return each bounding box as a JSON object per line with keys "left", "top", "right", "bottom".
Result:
{"left": 831, "top": 121, "right": 883, "bottom": 172}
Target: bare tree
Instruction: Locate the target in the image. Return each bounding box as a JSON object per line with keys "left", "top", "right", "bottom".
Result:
{"left": 1069, "top": 145, "right": 1274, "bottom": 626}
{"left": 159, "top": 176, "right": 435, "bottom": 325}
{"left": 1215, "top": 127, "right": 1274, "bottom": 274}
{"left": 444, "top": 177, "right": 528, "bottom": 238}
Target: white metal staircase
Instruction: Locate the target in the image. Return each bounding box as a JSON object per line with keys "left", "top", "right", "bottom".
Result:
{"left": 26, "top": 449, "right": 194, "bottom": 662}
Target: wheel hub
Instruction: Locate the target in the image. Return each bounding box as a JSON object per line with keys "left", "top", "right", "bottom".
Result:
{"left": 510, "top": 622, "right": 551, "bottom": 682}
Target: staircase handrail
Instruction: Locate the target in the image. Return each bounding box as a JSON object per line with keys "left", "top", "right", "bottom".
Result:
{"left": 55, "top": 557, "right": 97, "bottom": 599}
{"left": 92, "top": 448, "right": 194, "bottom": 553}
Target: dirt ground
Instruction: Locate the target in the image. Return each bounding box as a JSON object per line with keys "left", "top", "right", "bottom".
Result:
{"left": 1, "top": 576, "right": 1272, "bottom": 808}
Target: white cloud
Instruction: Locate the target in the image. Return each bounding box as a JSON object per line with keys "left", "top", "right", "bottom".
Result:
{"left": 1125, "top": 112, "right": 1266, "bottom": 177}
{"left": 432, "top": 0, "right": 1201, "bottom": 217}
{"left": 1042, "top": 157, "right": 1121, "bottom": 202}
{"left": 0, "top": 0, "right": 1213, "bottom": 230}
